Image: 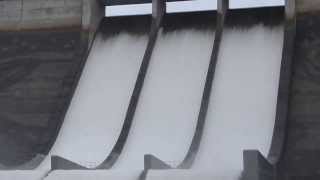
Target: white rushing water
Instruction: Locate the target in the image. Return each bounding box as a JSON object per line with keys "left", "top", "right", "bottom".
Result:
{"left": 44, "top": 28, "right": 215, "bottom": 180}
{"left": 3, "top": 22, "right": 284, "bottom": 180}
{"left": 148, "top": 24, "right": 284, "bottom": 180}
{"left": 114, "top": 28, "right": 215, "bottom": 170}
{"left": 49, "top": 32, "right": 148, "bottom": 168}
{"left": 0, "top": 32, "right": 148, "bottom": 180}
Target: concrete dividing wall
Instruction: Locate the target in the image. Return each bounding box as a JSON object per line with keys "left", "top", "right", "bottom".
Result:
{"left": 82, "top": 0, "right": 105, "bottom": 47}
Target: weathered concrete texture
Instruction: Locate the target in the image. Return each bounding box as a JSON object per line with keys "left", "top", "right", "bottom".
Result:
{"left": 21, "top": 0, "right": 82, "bottom": 30}
{"left": 0, "top": 0, "right": 80, "bottom": 30}
{"left": 0, "top": 0, "right": 22, "bottom": 30}
{"left": 296, "top": 0, "right": 320, "bottom": 13}
{"left": 278, "top": 11, "right": 320, "bottom": 180}
{"left": 82, "top": 0, "right": 105, "bottom": 48}
{"left": 0, "top": 29, "right": 84, "bottom": 168}
{"left": 0, "top": 0, "right": 104, "bottom": 169}
{"left": 0, "top": 0, "right": 104, "bottom": 31}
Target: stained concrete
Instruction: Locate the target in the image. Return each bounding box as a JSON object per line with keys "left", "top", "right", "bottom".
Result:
{"left": 278, "top": 10, "right": 320, "bottom": 180}
{"left": 296, "top": 0, "right": 320, "bottom": 13}
{"left": 0, "top": 0, "right": 104, "bottom": 169}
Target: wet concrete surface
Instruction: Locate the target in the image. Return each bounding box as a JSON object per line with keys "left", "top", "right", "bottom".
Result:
{"left": 279, "top": 10, "right": 320, "bottom": 179}
{"left": 0, "top": 28, "right": 86, "bottom": 168}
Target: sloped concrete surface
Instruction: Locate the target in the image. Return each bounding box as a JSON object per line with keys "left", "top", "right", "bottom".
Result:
{"left": 0, "top": 0, "right": 104, "bottom": 169}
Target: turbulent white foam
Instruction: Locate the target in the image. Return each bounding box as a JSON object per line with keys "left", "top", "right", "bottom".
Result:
{"left": 1, "top": 24, "right": 284, "bottom": 180}
{"left": 113, "top": 29, "right": 215, "bottom": 169}
{"left": 145, "top": 24, "right": 284, "bottom": 180}
{"left": 0, "top": 32, "right": 148, "bottom": 180}
{"left": 191, "top": 25, "right": 284, "bottom": 176}
{"left": 49, "top": 32, "right": 148, "bottom": 168}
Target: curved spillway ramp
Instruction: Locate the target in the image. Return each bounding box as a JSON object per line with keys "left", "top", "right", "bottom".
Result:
{"left": 146, "top": 2, "right": 285, "bottom": 180}
{"left": 51, "top": 0, "right": 164, "bottom": 170}
{"left": 0, "top": 1, "right": 295, "bottom": 180}
{"left": 142, "top": 0, "right": 227, "bottom": 178}
{"left": 242, "top": 0, "right": 296, "bottom": 179}
{"left": 46, "top": 1, "right": 218, "bottom": 180}
{"left": 119, "top": 8, "right": 216, "bottom": 172}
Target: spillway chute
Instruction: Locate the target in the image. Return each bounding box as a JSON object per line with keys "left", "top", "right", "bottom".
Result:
{"left": 0, "top": 0, "right": 308, "bottom": 180}
{"left": 143, "top": 0, "right": 227, "bottom": 174}
{"left": 143, "top": 2, "right": 286, "bottom": 180}
{"left": 51, "top": 0, "right": 166, "bottom": 171}
{"left": 242, "top": 0, "right": 296, "bottom": 179}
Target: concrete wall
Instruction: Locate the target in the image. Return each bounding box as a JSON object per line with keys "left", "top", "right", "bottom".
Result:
{"left": 296, "top": 0, "right": 320, "bottom": 13}
{"left": 0, "top": 1, "right": 104, "bottom": 168}
{"left": 1, "top": 0, "right": 318, "bottom": 30}
{"left": 0, "top": 0, "right": 22, "bottom": 30}
{"left": 82, "top": 0, "right": 105, "bottom": 48}
{"left": 0, "top": 0, "right": 104, "bottom": 33}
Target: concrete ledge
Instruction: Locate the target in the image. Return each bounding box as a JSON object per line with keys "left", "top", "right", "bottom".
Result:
{"left": 0, "top": 0, "right": 104, "bottom": 33}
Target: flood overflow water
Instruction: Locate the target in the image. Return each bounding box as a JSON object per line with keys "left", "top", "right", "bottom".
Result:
{"left": 3, "top": 22, "right": 284, "bottom": 180}
{"left": 148, "top": 24, "right": 284, "bottom": 180}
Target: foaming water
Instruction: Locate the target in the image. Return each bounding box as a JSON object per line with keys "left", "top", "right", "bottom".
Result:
{"left": 193, "top": 25, "right": 284, "bottom": 176}
{"left": 40, "top": 29, "right": 214, "bottom": 180}
{"left": 49, "top": 32, "right": 148, "bottom": 168}
{"left": 146, "top": 25, "right": 284, "bottom": 180}
{"left": 15, "top": 24, "right": 283, "bottom": 180}
{"left": 1, "top": 31, "right": 149, "bottom": 180}
{"left": 114, "top": 28, "right": 215, "bottom": 169}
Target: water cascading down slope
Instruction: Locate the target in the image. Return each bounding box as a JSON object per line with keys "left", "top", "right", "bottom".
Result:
{"left": 46, "top": 2, "right": 218, "bottom": 180}
{"left": 0, "top": 0, "right": 294, "bottom": 180}
{"left": 45, "top": 1, "right": 288, "bottom": 180}
{"left": 146, "top": 1, "right": 287, "bottom": 180}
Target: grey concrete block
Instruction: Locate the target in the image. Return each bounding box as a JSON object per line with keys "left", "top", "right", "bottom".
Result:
{"left": 242, "top": 150, "right": 274, "bottom": 180}
{"left": 0, "top": 0, "right": 22, "bottom": 30}
{"left": 296, "top": 0, "right": 320, "bottom": 13}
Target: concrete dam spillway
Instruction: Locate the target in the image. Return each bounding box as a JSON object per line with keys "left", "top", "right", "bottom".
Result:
{"left": 44, "top": 13, "right": 284, "bottom": 179}
{"left": 51, "top": 26, "right": 149, "bottom": 170}
{"left": 3, "top": 0, "right": 320, "bottom": 179}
